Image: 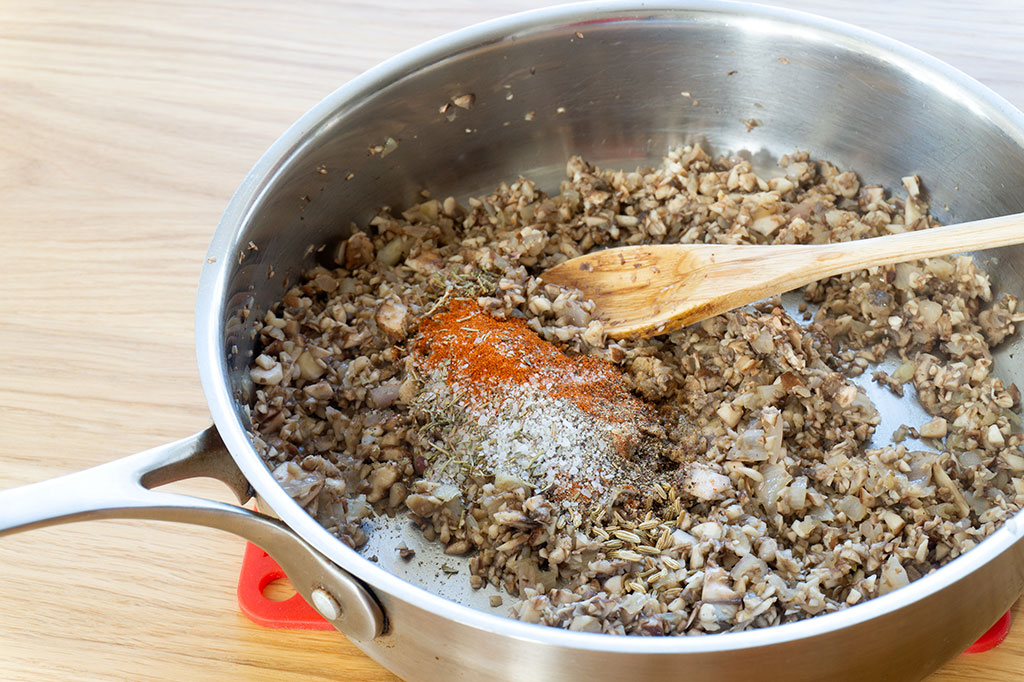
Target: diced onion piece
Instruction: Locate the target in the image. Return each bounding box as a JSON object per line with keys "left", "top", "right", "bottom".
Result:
{"left": 717, "top": 402, "right": 742, "bottom": 428}
{"left": 434, "top": 484, "right": 461, "bottom": 502}
{"left": 757, "top": 464, "right": 791, "bottom": 508}
{"left": 837, "top": 495, "right": 866, "bottom": 522}
{"left": 917, "top": 299, "right": 943, "bottom": 325}
{"left": 878, "top": 556, "right": 910, "bottom": 595}
{"left": 788, "top": 476, "right": 808, "bottom": 511}
{"left": 494, "top": 471, "right": 531, "bottom": 491}
{"left": 376, "top": 236, "right": 407, "bottom": 266}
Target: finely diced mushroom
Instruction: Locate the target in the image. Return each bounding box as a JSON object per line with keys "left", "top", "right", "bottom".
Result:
{"left": 247, "top": 144, "right": 1024, "bottom": 638}
{"left": 375, "top": 298, "right": 409, "bottom": 340}
{"left": 404, "top": 494, "right": 442, "bottom": 517}
{"left": 342, "top": 232, "right": 375, "bottom": 269}
{"left": 985, "top": 424, "right": 1006, "bottom": 448}
{"left": 314, "top": 273, "right": 339, "bottom": 292}
{"left": 250, "top": 362, "right": 283, "bottom": 385}
{"left": 750, "top": 214, "right": 784, "bottom": 236}
{"left": 366, "top": 465, "right": 400, "bottom": 503}
{"left": 303, "top": 380, "right": 334, "bottom": 401}
{"left": 568, "top": 615, "right": 602, "bottom": 632}
{"left": 296, "top": 350, "right": 326, "bottom": 381}
{"left": 254, "top": 353, "right": 276, "bottom": 370}
{"left": 919, "top": 417, "right": 947, "bottom": 439}
{"left": 901, "top": 175, "right": 921, "bottom": 198}
{"left": 882, "top": 510, "right": 905, "bottom": 534}
{"left": 452, "top": 93, "right": 475, "bottom": 110}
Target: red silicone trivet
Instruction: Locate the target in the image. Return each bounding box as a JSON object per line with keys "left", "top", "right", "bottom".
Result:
{"left": 237, "top": 545, "right": 1014, "bottom": 650}
{"left": 963, "top": 611, "right": 1012, "bottom": 654}
{"left": 236, "top": 541, "right": 334, "bottom": 630}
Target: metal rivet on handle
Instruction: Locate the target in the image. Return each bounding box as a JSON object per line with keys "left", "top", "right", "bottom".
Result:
{"left": 310, "top": 588, "right": 342, "bottom": 621}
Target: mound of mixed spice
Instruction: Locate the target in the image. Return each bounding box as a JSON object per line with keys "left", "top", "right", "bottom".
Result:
{"left": 247, "top": 145, "right": 1024, "bottom": 635}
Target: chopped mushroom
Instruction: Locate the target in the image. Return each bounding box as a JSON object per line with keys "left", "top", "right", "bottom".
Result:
{"left": 375, "top": 297, "right": 409, "bottom": 339}
{"left": 250, "top": 362, "right": 283, "bottom": 385}
{"left": 341, "top": 232, "right": 375, "bottom": 269}
{"left": 247, "top": 144, "right": 1023, "bottom": 638}
{"left": 919, "top": 417, "right": 947, "bottom": 439}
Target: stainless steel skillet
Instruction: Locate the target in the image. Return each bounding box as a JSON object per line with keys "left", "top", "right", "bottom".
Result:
{"left": 3, "top": 3, "right": 1024, "bottom": 681}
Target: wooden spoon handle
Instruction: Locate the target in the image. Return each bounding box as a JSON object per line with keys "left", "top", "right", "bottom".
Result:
{"left": 804, "top": 211, "right": 1024, "bottom": 281}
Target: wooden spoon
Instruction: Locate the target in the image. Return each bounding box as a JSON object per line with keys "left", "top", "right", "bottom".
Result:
{"left": 541, "top": 212, "right": 1024, "bottom": 339}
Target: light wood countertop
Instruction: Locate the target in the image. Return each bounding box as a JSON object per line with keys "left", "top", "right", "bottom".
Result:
{"left": 1, "top": 1, "right": 1022, "bottom": 680}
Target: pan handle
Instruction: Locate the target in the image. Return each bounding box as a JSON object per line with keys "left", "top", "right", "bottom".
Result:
{"left": 0, "top": 426, "right": 385, "bottom": 642}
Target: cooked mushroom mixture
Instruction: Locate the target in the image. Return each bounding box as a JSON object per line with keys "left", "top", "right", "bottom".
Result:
{"left": 247, "top": 145, "right": 1024, "bottom": 635}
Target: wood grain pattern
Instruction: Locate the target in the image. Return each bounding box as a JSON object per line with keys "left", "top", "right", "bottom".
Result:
{"left": 0, "top": 1, "right": 1020, "bottom": 680}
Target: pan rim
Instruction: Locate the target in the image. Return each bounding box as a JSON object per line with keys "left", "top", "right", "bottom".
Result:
{"left": 196, "top": 0, "right": 1024, "bottom": 654}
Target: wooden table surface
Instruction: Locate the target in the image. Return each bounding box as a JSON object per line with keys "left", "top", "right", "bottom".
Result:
{"left": 1, "top": 1, "right": 1022, "bottom": 680}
